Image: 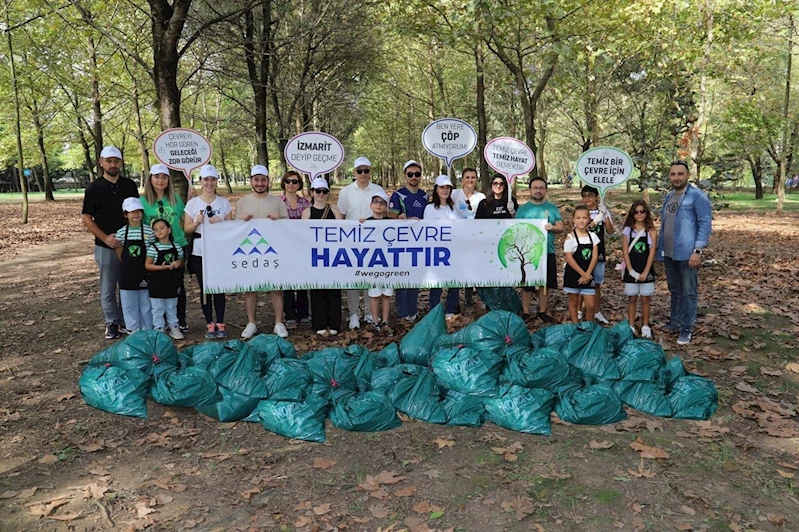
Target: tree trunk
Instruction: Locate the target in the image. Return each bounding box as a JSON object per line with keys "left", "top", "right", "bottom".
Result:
{"left": 5, "top": 3, "right": 28, "bottom": 222}
{"left": 131, "top": 81, "right": 151, "bottom": 180}
{"left": 88, "top": 35, "right": 104, "bottom": 164}
{"left": 475, "top": 43, "right": 489, "bottom": 192}
{"left": 31, "top": 101, "right": 55, "bottom": 201}
{"left": 243, "top": 2, "right": 272, "bottom": 166}
{"left": 777, "top": 15, "right": 795, "bottom": 215}
{"left": 689, "top": 1, "right": 714, "bottom": 183}
{"left": 748, "top": 155, "right": 764, "bottom": 200}
{"left": 31, "top": 167, "right": 42, "bottom": 192}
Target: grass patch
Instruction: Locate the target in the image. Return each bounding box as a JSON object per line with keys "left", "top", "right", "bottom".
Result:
{"left": 592, "top": 488, "right": 623, "bottom": 504}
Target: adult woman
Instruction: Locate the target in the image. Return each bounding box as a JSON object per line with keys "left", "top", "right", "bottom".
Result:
{"left": 183, "top": 164, "right": 233, "bottom": 339}
{"left": 141, "top": 164, "right": 190, "bottom": 331}
{"left": 301, "top": 177, "right": 343, "bottom": 336}
{"left": 280, "top": 170, "right": 311, "bottom": 326}
{"left": 475, "top": 174, "right": 518, "bottom": 219}
{"left": 450, "top": 167, "right": 486, "bottom": 306}
{"left": 423, "top": 175, "right": 461, "bottom": 320}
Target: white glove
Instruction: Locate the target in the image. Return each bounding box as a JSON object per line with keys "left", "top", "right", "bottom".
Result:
{"left": 507, "top": 200, "right": 515, "bottom": 215}
{"left": 630, "top": 270, "right": 641, "bottom": 281}
{"left": 593, "top": 211, "right": 605, "bottom": 224}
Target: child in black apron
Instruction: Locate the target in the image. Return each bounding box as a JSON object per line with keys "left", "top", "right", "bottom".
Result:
{"left": 115, "top": 198, "right": 154, "bottom": 332}
{"left": 621, "top": 200, "right": 657, "bottom": 338}
{"left": 145, "top": 219, "right": 185, "bottom": 340}
{"left": 563, "top": 205, "right": 599, "bottom": 323}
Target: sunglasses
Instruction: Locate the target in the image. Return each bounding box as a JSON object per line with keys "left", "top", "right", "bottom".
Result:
{"left": 284, "top": 179, "right": 300, "bottom": 185}
{"left": 406, "top": 172, "right": 422, "bottom": 178}
{"left": 313, "top": 189, "right": 330, "bottom": 195}
{"left": 465, "top": 199, "right": 472, "bottom": 210}
{"left": 634, "top": 209, "right": 647, "bottom": 214}
{"left": 157, "top": 199, "right": 165, "bottom": 215}
{"left": 491, "top": 182, "right": 505, "bottom": 187}
{"left": 356, "top": 168, "right": 371, "bottom": 175}
{"left": 206, "top": 205, "right": 214, "bottom": 217}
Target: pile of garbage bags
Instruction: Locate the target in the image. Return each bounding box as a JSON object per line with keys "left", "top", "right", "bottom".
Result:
{"left": 80, "top": 306, "right": 718, "bottom": 442}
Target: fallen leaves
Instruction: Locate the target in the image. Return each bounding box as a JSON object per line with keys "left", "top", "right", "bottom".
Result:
{"left": 423, "top": 469, "right": 440, "bottom": 479}
{"left": 82, "top": 483, "right": 108, "bottom": 500}
{"left": 628, "top": 459, "right": 656, "bottom": 478}
{"left": 786, "top": 362, "right": 799, "bottom": 373}
{"left": 358, "top": 470, "right": 406, "bottom": 499}
{"left": 393, "top": 485, "right": 417, "bottom": 497}
{"left": 431, "top": 437, "right": 454, "bottom": 449}
{"left": 733, "top": 397, "right": 799, "bottom": 437}
{"left": 312, "top": 457, "right": 337, "bottom": 470}
{"left": 629, "top": 437, "right": 670, "bottom": 459}
{"left": 412, "top": 501, "right": 444, "bottom": 515}
{"left": 37, "top": 454, "right": 58, "bottom": 464}
{"left": 501, "top": 496, "right": 536, "bottom": 520}
{"left": 589, "top": 440, "right": 615, "bottom": 449}
{"left": 491, "top": 441, "right": 523, "bottom": 461}
{"left": 777, "top": 469, "right": 795, "bottom": 479}
{"left": 136, "top": 501, "right": 157, "bottom": 518}
{"left": 369, "top": 502, "right": 392, "bottom": 518}
{"left": 28, "top": 495, "right": 69, "bottom": 518}
{"left": 735, "top": 382, "right": 759, "bottom": 394}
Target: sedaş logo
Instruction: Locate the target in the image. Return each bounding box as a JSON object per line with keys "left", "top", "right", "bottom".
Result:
{"left": 233, "top": 228, "right": 277, "bottom": 256}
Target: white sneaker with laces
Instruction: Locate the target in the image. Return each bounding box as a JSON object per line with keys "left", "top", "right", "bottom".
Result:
{"left": 316, "top": 329, "right": 329, "bottom": 337}
{"left": 348, "top": 314, "right": 360, "bottom": 330}
{"left": 169, "top": 327, "right": 185, "bottom": 340}
{"left": 241, "top": 322, "right": 257, "bottom": 339}
{"left": 445, "top": 313, "right": 455, "bottom": 321}
{"left": 641, "top": 325, "right": 652, "bottom": 339}
{"left": 594, "top": 312, "right": 609, "bottom": 325}
{"left": 364, "top": 313, "right": 375, "bottom": 325}
{"left": 273, "top": 322, "right": 289, "bottom": 338}
{"left": 577, "top": 311, "right": 584, "bottom": 320}
{"left": 328, "top": 329, "right": 338, "bottom": 336}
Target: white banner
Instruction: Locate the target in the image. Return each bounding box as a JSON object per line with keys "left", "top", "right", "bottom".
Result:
{"left": 200, "top": 219, "right": 548, "bottom": 293}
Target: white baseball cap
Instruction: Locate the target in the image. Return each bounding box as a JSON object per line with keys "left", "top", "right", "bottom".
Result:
{"left": 310, "top": 177, "right": 329, "bottom": 189}
{"left": 150, "top": 163, "right": 169, "bottom": 175}
{"left": 371, "top": 191, "right": 389, "bottom": 203}
{"left": 435, "top": 175, "right": 453, "bottom": 187}
{"left": 403, "top": 160, "right": 422, "bottom": 172}
{"left": 100, "top": 146, "right": 122, "bottom": 159}
{"left": 200, "top": 164, "right": 219, "bottom": 179}
{"left": 251, "top": 164, "right": 268, "bottom": 177}
{"left": 353, "top": 157, "right": 372, "bottom": 169}
{"left": 122, "top": 197, "right": 144, "bottom": 212}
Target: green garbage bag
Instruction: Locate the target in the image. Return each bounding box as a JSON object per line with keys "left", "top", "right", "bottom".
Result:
{"left": 205, "top": 346, "right": 267, "bottom": 398}
{"left": 476, "top": 287, "right": 522, "bottom": 314}
{"left": 434, "top": 310, "right": 531, "bottom": 355}
{"left": 662, "top": 356, "right": 686, "bottom": 384}
{"left": 501, "top": 345, "right": 577, "bottom": 391}
{"left": 531, "top": 323, "right": 579, "bottom": 349}
{"left": 608, "top": 320, "right": 635, "bottom": 351}
{"left": 612, "top": 380, "right": 674, "bottom": 418}
{"left": 615, "top": 340, "right": 666, "bottom": 382}
{"left": 352, "top": 343, "right": 400, "bottom": 390}
{"left": 149, "top": 366, "right": 220, "bottom": 408}
{"left": 485, "top": 384, "right": 555, "bottom": 435}
{"left": 370, "top": 364, "right": 421, "bottom": 391}
{"left": 400, "top": 303, "right": 446, "bottom": 365}
{"left": 329, "top": 389, "right": 401, "bottom": 432}
{"left": 555, "top": 383, "right": 627, "bottom": 425}
{"left": 388, "top": 366, "right": 447, "bottom": 424}
{"left": 263, "top": 358, "right": 312, "bottom": 401}
{"left": 306, "top": 348, "right": 359, "bottom": 400}
{"left": 196, "top": 385, "right": 262, "bottom": 421}
{"left": 79, "top": 364, "right": 149, "bottom": 418}
{"left": 178, "top": 342, "right": 224, "bottom": 368}
{"left": 247, "top": 333, "right": 298, "bottom": 364}
{"left": 431, "top": 345, "right": 502, "bottom": 397}
{"left": 560, "top": 323, "right": 621, "bottom": 381}
{"left": 90, "top": 329, "right": 178, "bottom": 375}
{"left": 668, "top": 376, "right": 718, "bottom": 420}
{"left": 247, "top": 394, "right": 328, "bottom": 442}
{"left": 442, "top": 389, "right": 487, "bottom": 427}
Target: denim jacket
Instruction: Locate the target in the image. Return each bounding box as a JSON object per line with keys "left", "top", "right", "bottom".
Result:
{"left": 657, "top": 185, "right": 712, "bottom": 262}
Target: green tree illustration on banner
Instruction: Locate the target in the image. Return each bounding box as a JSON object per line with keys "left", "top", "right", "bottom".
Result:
{"left": 497, "top": 223, "right": 545, "bottom": 284}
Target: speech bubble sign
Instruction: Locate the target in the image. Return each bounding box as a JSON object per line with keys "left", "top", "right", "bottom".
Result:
{"left": 284, "top": 131, "right": 344, "bottom": 180}
{"left": 422, "top": 118, "right": 477, "bottom": 168}
{"left": 153, "top": 128, "right": 212, "bottom": 180}
{"left": 575, "top": 146, "right": 634, "bottom": 198}
{"left": 484, "top": 136, "right": 536, "bottom": 185}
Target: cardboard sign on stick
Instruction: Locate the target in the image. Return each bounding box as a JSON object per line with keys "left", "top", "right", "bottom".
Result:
{"left": 422, "top": 118, "right": 478, "bottom": 169}
{"left": 153, "top": 128, "right": 212, "bottom": 180}
{"left": 484, "top": 137, "right": 536, "bottom": 185}
{"left": 284, "top": 132, "right": 344, "bottom": 180}
{"left": 575, "top": 146, "right": 634, "bottom": 199}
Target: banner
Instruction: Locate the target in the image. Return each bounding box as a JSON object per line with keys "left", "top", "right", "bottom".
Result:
{"left": 200, "top": 219, "right": 548, "bottom": 293}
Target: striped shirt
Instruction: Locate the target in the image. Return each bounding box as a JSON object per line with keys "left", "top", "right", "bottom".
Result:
{"left": 146, "top": 241, "right": 185, "bottom": 262}
{"left": 115, "top": 225, "right": 155, "bottom": 244}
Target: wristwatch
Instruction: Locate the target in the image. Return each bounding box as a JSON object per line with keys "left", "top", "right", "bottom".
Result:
{"left": 693, "top": 249, "right": 704, "bottom": 255}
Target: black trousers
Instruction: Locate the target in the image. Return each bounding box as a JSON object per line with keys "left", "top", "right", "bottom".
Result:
{"left": 310, "top": 290, "right": 341, "bottom": 331}
{"left": 283, "top": 290, "right": 309, "bottom": 321}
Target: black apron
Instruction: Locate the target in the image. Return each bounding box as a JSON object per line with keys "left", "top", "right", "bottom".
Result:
{"left": 564, "top": 231, "right": 595, "bottom": 289}
{"left": 119, "top": 226, "right": 148, "bottom": 290}
{"left": 623, "top": 229, "right": 656, "bottom": 283}
{"left": 148, "top": 243, "right": 182, "bottom": 299}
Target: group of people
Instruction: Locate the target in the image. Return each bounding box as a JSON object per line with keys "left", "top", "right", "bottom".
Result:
{"left": 82, "top": 148, "right": 711, "bottom": 347}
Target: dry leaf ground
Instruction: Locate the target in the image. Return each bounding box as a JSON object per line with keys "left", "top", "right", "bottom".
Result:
{"left": 1, "top": 191, "right": 799, "bottom": 531}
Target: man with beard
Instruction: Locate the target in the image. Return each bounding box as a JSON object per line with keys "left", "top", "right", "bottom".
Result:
{"left": 235, "top": 165, "right": 290, "bottom": 339}
{"left": 657, "top": 161, "right": 712, "bottom": 345}
{"left": 81, "top": 146, "right": 140, "bottom": 339}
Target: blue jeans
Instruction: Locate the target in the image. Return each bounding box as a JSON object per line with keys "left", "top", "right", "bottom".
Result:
{"left": 663, "top": 257, "right": 698, "bottom": 332}
{"left": 94, "top": 245, "right": 123, "bottom": 325}
{"left": 120, "top": 289, "right": 153, "bottom": 331}
{"left": 396, "top": 288, "right": 419, "bottom": 318}
{"left": 429, "top": 288, "right": 460, "bottom": 314}
{"left": 151, "top": 297, "right": 178, "bottom": 330}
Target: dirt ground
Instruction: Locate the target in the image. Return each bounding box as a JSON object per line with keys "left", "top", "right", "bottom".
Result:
{"left": 1, "top": 190, "right": 799, "bottom": 532}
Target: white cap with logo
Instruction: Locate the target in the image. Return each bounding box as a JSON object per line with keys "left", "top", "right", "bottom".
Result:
{"left": 200, "top": 164, "right": 219, "bottom": 179}
{"left": 122, "top": 197, "right": 144, "bottom": 212}
{"left": 311, "top": 177, "right": 329, "bottom": 189}
{"left": 150, "top": 163, "right": 169, "bottom": 175}
{"left": 353, "top": 157, "right": 372, "bottom": 169}
{"left": 435, "top": 175, "right": 453, "bottom": 187}
{"left": 100, "top": 146, "right": 122, "bottom": 159}
{"left": 251, "top": 164, "right": 268, "bottom": 177}
{"left": 403, "top": 160, "right": 422, "bottom": 172}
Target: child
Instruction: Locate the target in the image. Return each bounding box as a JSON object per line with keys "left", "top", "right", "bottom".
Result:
{"left": 564, "top": 205, "right": 600, "bottom": 323}
{"left": 146, "top": 218, "right": 185, "bottom": 340}
{"left": 116, "top": 197, "right": 155, "bottom": 332}
{"left": 621, "top": 200, "right": 657, "bottom": 338}
{"left": 363, "top": 191, "right": 393, "bottom": 335}
{"left": 579, "top": 185, "right": 614, "bottom": 324}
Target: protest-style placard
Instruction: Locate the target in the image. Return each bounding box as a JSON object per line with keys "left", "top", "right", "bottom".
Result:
{"left": 484, "top": 137, "right": 536, "bottom": 185}
{"left": 575, "top": 146, "right": 634, "bottom": 198}
{"left": 153, "top": 128, "right": 212, "bottom": 180}
{"left": 422, "top": 118, "right": 477, "bottom": 170}
{"left": 284, "top": 132, "right": 344, "bottom": 180}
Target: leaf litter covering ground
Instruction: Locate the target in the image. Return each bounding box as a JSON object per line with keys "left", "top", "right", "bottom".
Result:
{"left": 1, "top": 198, "right": 799, "bottom": 530}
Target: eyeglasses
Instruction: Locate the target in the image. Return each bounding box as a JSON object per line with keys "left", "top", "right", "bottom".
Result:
{"left": 581, "top": 193, "right": 596, "bottom": 198}
{"left": 634, "top": 209, "right": 647, "bottom": 214}
{"left": 491, "top": 182, "right": 505, "bottom": 187}
{"left": 371, "top": 199, "right": 387, "bottom": 206}
{"left": 406, "top": 172, "right": 422, "bottom": 178}
{"left": 314, "top": 189, "right": 330, "bottom": 195}
{"left": 284, "top": 179, "right": 300, "bottom": 185}
{"left": 356, "top": 168, "right": 371, "bottom": 175}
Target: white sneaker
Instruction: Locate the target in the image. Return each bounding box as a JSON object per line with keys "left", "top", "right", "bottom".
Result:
{"left": 594, "top": 312, "right": 609, "bottom": 325}
{"left": 630, "top": 325, "right": 637, "bottom": 336}
{"left": 169, "top": 327, "right": 185, "bottom": 340}
{"left": 364, "top": 313, "right": 375, "bottom": 325}
{"left": 577, "top": 311, "right": 584, "bottom": 320}
{"left": 316, "top": 329, "right": 329, "bottom": 337}
{"left": 349, "top": 314, "right": 360, "bottom": 330}
{"left": 445, "top": 313, "right": 455, "bottom": 321}
{"left": 328, "top": 329, "right": 338, "bottom": 336}
{"left": 641, "top": 325, "right": 652, "bottom": 339}
{"left": 241, "top": 322, "right": 257, "bottom": 339}
{"left": 273, "top": 322, "right": 288, "bottom": 338}
{"left": 404, "top": 313, "right": 417, "bottom": 323}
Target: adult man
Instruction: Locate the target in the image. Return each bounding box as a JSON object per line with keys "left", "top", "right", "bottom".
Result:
{"left": 388, "top": 160, "right": 428, "bottom": 321}
{"left": 657, "top": 161, "right": 712, "bottom": 345}
{"left": 337, "top": 156, "right": 386, "bottom": 329}
{"left": 515, "top": 177, "right": 564, "bottom": 322}
{"left": 579, "top": 185, "right": 614, "bottom": 324}
{"left": 81, "top": 146, "right": 139, "bottom": 339}
{"left": 235, "top": 165, "right": 290, "bottom": 339}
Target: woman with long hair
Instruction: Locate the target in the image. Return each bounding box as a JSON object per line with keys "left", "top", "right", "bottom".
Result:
{"left": 474, "top": 174, "right": 518, "bottom": 219}
{"left": 423, "top": 175, "right": 461, "bottom": 320}
{"left": 280, "top": 170, "right": 311, "bottom": 326}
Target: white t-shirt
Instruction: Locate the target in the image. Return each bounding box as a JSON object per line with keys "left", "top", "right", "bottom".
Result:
{"left": 337, "top": 181, "right": 386, "bottom": 221}
{"left": 423, "top": 204, "right": 461, "bottom": 220}
{"left": 185, "top": 195, "right": 233, "bottom": 256}
{"left": 451, "top": 189, "right": 486, "bottom": 220}
{"left": 563, "top": 232, "right": 600, "bottom": 254}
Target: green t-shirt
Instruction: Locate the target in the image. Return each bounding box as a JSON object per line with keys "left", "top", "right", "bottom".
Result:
{"left": 515, "top": 200, "right": 562, "bottom": 254}
{"left": 141, "top": 196, "right": 188, "bottom": 247}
